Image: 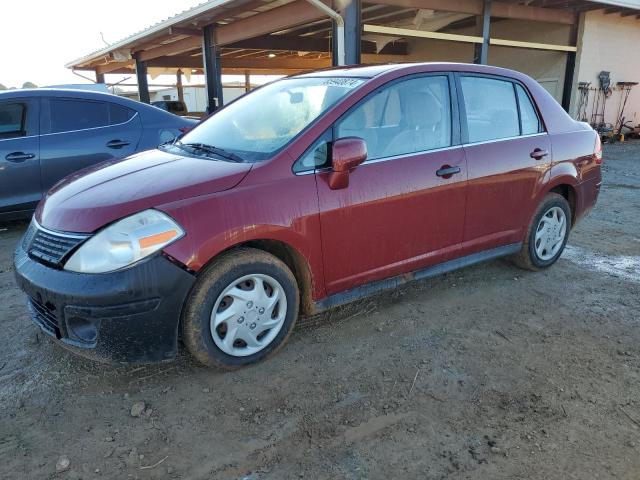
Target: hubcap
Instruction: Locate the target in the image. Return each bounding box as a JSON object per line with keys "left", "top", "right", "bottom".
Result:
{"left": 210, "top": 274, "right": 287, "bottom": 357}
{"left": 534, "top": 206, "right": 567, "bottom": 261}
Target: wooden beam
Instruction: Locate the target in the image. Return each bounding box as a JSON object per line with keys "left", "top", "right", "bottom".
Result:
{"left": 492, "top": 1, "right": 575, "bottom": 23}
{"left": 229, "top": 35, "right": 331, "bottom": 52}
{"left": 366, "top": 0, "right": 575, "bottom": 24}
{"left": 226, "top": 34, "right": 408, "bottom": 55}
{"left": 148, "top": 53, "right": 407, "bottom": 71}
{"left": 214, "top": 0, "right": 329, "bottom": 46}
{"left": 364, "top": 24, "right": 483, "bottom": 43}
{"left": 138, "top": 36, "right": 202, "bottom": 62}
{"left": 168, "top": 26, "right": 201, "bottom": 36}
{"left": 489, "top": 38, "right": 577, "bottom": 52}
{"left": 96, "top": 61, "right": 134, "bottom": 74}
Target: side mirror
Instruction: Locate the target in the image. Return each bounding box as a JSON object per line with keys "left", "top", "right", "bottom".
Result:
{"left": 329, "top": 137, "right": 367, "bottom": 190}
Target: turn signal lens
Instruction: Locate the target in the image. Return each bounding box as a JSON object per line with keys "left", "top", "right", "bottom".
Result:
{"left": 139, "top": 229, "right": 180, "bottom": 249}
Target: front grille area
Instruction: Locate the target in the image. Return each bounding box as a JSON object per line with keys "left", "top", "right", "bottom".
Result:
{"left": 28, "top": 298, "right": 61, "bottom": 338}
{"left": 23, "top": 221, "right": 89, "bottom": 267}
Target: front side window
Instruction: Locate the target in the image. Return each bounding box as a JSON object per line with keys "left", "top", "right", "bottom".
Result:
{"left": 293, "top": 130, "right": 332, "bottom": 173}
{"left": 516, "top": 84, "right": 542, "bottom": 135}
{"left": 336, "top": 76, "right": 451, "bottom": 162}
{"left": 180, "top": 77, "right": 364, "bottom": 163}
{"left": 0, "top": 103, "right": 26, "bottom": 139}
{"left": 460, "top": 76, "right": 519, "bottom": 143}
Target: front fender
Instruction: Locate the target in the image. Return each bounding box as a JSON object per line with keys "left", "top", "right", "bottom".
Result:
{"left": 157, "top": 173, "right": 325, "bottom": 301}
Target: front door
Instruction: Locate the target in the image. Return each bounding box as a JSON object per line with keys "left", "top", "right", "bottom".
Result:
{"left": 39, "top": 97, "right": 142, "bottom": 191}
{"left": 456, "top": 74, "right": 552, "bottom": 253}
{"left": 315, "top": 74, "right": 467, "bottom": 295}
{"left": 0, "top": 98, "right": 41, "bottom": 215}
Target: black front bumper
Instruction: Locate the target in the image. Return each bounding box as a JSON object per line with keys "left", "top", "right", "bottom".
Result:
{"left": 14, "top": 242, "right": 196, "bottom": 364}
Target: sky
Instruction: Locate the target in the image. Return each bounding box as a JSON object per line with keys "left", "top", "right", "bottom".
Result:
{"left": 0, "top": 0, "right": 267, "bottom": 89}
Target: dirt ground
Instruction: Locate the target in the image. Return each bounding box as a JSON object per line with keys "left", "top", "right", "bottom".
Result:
{"left": 1, "top": 141, "right": 639, "bottom": 480}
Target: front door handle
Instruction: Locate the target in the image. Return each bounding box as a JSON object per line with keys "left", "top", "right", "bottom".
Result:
{"left": 530, "top": 148, "right": 549, "bottom": 160}
{"left": 436, "top": 165, "right": 461, "bottom": 178}
{"left": 5, "top": 152, "right": 35, "bottom": 162}
{"left": 106, "top": 139, "right": 131, "bottom": 149}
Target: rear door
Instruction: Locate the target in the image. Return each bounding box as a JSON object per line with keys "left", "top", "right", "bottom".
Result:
{"left": 457, "top": 74, "right": 551, "bottom": 253}
{"left": 39, "top": 98, "right": 142, "bottom": 191}
{"left": 0, "top": 98, "right": 41, "bottom": 214}
{"left": 313, "top": 74, "right": 468, "bottom": 295}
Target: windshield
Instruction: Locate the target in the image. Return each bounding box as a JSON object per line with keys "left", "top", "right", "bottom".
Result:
{"left": 177, "top": 77, "right": 365, "bottom": 162}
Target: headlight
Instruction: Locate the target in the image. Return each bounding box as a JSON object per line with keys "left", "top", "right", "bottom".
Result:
{"left": 64, "top": 210, "right": 184, "bottom": 273}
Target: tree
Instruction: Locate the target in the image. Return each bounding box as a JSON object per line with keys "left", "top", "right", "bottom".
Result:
{"left": 0, "top": 83, "right": 7, "bottom": 90}
{"left": 22, "top": 81, "right": 38, "bottom": 89}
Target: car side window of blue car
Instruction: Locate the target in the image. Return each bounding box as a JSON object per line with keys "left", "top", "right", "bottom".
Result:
{"left": 39, "top": 99, "right": 136, "bottom": 135}
{"left": 0, "top": 102, "right": 27, "bottom": 139}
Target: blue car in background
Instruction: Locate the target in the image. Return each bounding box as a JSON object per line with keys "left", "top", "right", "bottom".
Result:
{"left": 0, "top": 89, "right": 197, "bottom": 220}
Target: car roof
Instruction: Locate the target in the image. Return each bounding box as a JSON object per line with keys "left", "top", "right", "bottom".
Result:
{"left": 0, "top": 88, "right": 145, "bottom": 107}
{"left": 0, "top": 88, "right": 197, "bottom": 126}
{"left": 292, "top": 62, "right": 529, "bottom": 81}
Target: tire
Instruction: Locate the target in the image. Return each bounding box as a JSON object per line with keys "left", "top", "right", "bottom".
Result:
{"left": 512, "top": 193, "right": 572, "bottom": 271}
{"left": 181, "top": 247, "right": 299, "bottom": 369}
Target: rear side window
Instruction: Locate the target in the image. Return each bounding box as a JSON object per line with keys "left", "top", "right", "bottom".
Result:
{"left": 50, "top": 99, "right": 135, "bottom": 134}
{"left": 516, "top": 84, "right": 541, "bottom": 135}
{"left": 109, "top": 103, "right": 136, "bottom": 124}
{"left": 336, "top": 75, "right": 451, "bottom": 161}
{"left": 460, "top": 76, "right": 519, "bottom": 143}
{"left": 0, "top": 103, "right": 26, "bottom": 139}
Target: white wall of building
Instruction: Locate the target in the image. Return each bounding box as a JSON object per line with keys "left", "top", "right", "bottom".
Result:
{"left": 572, "top": 10, "right": 640, "bottom": 127}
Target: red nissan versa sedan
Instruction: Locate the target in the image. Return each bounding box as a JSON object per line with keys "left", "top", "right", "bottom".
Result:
{"left": 15, "top": 63, "right": 602, "bottom": 368}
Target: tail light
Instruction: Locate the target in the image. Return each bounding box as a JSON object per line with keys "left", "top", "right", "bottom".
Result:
{"left": 594, "top": 134, "right": 603, "bottom": 165}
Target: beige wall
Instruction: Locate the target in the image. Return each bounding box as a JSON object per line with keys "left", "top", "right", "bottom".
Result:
{"left": 572, "top": 10, "right": 640, "bottom": 127}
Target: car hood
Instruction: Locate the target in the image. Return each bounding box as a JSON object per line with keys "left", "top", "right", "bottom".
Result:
{"left": 36, "top": 149, "right": 252, "bottom": 233}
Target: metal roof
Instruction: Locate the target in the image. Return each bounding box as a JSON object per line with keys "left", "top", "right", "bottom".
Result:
{"left": 65, "top": 0, "right": 281, "bottom": 69}
{"left": 66, "top": 0, "right": 640, "bottom": 72}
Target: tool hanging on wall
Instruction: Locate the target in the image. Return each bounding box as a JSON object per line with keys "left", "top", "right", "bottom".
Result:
{"left": 576, "top": 82, "right": 590, "bottom": 122}
{"left": 614, "top": 81, "right": 638, "bottom": 141}
{"left": 590, "top": 71, "right": 614, "bottom": 141}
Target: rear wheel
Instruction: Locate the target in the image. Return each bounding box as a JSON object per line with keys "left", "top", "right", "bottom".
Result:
{"left": 513, "top": 193, "right": 571, "bottom": 271}
{"left": 181, "top": 248, "right": 299, "bottom": 368}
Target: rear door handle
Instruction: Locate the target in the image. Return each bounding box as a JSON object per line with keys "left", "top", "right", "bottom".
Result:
{"left": 530, "top": 148, "right": 549, "bottom": 160}
{"left": 106, "top": 139, "right": 131, "bottom": 149}
{"left": 436, "top": 165, "right": 461, "bottom": 178}
{"left": 5, "top": 152, "right": 35, "bottom": 162}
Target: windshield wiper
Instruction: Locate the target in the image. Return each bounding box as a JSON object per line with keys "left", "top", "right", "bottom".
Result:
{"left": 177, "top": 141, "right": 243, "bottom": 162}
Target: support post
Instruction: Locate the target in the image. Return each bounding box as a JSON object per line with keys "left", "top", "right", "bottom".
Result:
{"left": 244, "top": 71, "right": 251, "bottom": 93}
{"left": 134, "top": 54, "right": 150, "bottom": 103}
{"left": 202, "top": 24, "right": 223, "bottom": 114}
{"left": 95, "top": 72, "right": 105, "bottom": 84}
{"left": 332, "top": 0, "right": 361, "bottom": 65}
{"left": 176, "top": 69, "right": 184, "bottom": 104}
{"left": 561, "top": 20, "right": 579, "bottom": 113}
{"left": 473, "top": 0, "right": 491, "bottom": 65}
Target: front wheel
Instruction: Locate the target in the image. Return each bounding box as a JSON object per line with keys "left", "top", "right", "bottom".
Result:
{"left": 181, "top": 248, "right": 299, "bottom": 368}
{"left": 513, "top": 193, "right": 572, "bottom": 271}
